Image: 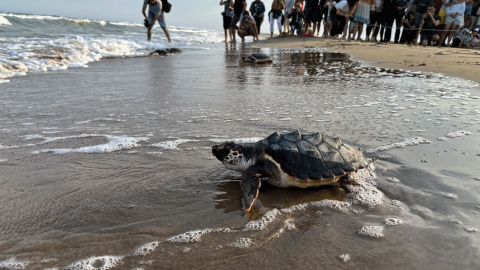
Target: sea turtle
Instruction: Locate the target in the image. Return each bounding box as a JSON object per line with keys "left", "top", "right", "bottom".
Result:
{"left": 166, "top": 48, "right": 182, "bottom": 53}
{"left": 212, "top": 130, "right": 369, "bottom": 211}
{"left": 241, "top": 53, "right": 273, "bottom": 64}
{"left": 149, "top": 48, "right": 182, "bottom": 56}
{"left": 149, "top": 49, "right": 171, "bottom": 56}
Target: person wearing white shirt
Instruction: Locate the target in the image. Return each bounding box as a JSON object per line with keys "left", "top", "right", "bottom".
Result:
{"left": 329, "top": 0, "right": 360, "bottom": 38}
{"left": 439, "top": 0, "right": 466, "bottom": 45}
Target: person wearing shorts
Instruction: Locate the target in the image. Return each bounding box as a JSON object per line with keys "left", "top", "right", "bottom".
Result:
{"left": 142, "top": 0, "right": 171, "bottom": 42}
{"left": 238, "top": 11, "right": 259, "bottom": 41}
{"left": 220, "top": 0, "right": 235, "bottom": 42}
{"left": 438, "top": 0, "right": 465, "bottom": 46}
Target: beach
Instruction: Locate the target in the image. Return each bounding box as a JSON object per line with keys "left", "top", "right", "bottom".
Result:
{"left": 1, "top": 13, "right": 480, "bottom": 270}
{"left": 258, "top": 35, "right": 480, "bottom": 84}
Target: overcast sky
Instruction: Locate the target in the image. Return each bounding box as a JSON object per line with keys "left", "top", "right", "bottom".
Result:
{"left": 0, "top": 0, "right": 277, "bottom": 32}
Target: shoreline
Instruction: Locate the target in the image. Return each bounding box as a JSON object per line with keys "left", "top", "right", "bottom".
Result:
{"left": 257, "top": 35, "right": 480, "bottom": 84}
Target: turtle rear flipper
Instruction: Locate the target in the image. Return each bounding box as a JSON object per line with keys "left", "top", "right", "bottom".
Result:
{"left": 241, "top": 166, "right": 263, "bottom": 211}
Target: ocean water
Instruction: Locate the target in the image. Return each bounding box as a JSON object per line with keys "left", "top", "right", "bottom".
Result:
{"left": 0, "top": 12, "right": 223, "bottom": 83}
{"left": 1, "top": 12, "right": 480, "bottom": 270}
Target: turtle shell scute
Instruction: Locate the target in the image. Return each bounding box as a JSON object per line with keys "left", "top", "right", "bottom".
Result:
{"left": 262, "top": 131, "right": 367, "bottom": 180}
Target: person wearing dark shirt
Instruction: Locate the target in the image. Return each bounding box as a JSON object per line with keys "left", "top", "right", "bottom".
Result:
{"left": 220, "top": 0, "right": 235, "bottom": 43}
{"left": 419, "top": 4, "right": 440, "bottom": 46}
{"left": 250, "top": 0, "right": 266, "bottom": 34}
{"left": 288, "top": 3, "right": 305, "bottom": 35}
{"left": 394, "top": 0, "right": 410, "bottom": 43}
{"left": 231, "top": 0, "right": 248, "bottom": 42}
{"left": 412, "top": 0, "right": 434, "bottom": 26}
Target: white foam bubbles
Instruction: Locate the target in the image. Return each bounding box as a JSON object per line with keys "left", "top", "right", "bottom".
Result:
{"left": 310, "top": 200, "right": 353, "bottom": 213}
{"left": 33, "top": 135, "right": 148, "bottom": 154}
{"left": 228, "top": 237, "right": 253, "bottom": 248}
{"left": 132, "top": 241, "right": 160, "bottom": 256}
{"left": 344, "top": 165, "right": 383, "bottom": 208}
{"left": 0, "top": 258, "right": 27, "bottom": 270}
{"left": 339, "top": 254, "right": 351, "bottom": 263}
{"left": 366, "top": 137, "right": 431, "bottom": 153}
{"left": 65, "top": 256, "right": 123, "bottom": 270}
{"left": 444, "top": 193, "right": 457, "bottom": 199}
{"left": 386, "top": 177, "right": 400, "bottom": 183}
{"left": 151, "top": 139, "right": 198, "bottom": 150}
{"left": 244, "top": 209, "right": 281, "bottom": 231}
{"left": 446, "top": 131, "right": 472, "bottom": 138}
{"left": 385, "top": 218, "right": 403, "bottom": 226}
{"left": 0, "top": 16, "right": 12, "bottom": 25}
{"left": 358, "top": 225, "right": 384, "bottom": 238}
{"left": 465, "top": 227, "right": 478, "bottom": 233}
{"left": 210, "top": 137, "right": 263, "bottom": 144}
{"left": 166, "top": 229, "right": 212, "bottom": 243}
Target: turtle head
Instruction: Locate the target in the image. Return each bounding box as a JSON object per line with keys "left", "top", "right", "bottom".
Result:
{"left": 242, "top": 56, "right": 257, "bottom": 63}
{"left": 212, "top": 142, "right": 247, "bottom": 171}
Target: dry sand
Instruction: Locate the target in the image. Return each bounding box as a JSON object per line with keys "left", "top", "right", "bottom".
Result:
{"left": 258, "top": 36, "right": 480, "bottom": 84}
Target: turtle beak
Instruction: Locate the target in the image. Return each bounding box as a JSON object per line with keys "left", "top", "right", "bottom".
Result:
{"left": 212, "top": 145, "right": 227, "bottom": 161}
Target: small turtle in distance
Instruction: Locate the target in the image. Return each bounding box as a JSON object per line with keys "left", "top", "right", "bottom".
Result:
{"left": 212, "top": 130, "right": 369, "bottom": 211}
{"left": 149, "top": 48, "right": 182, "bottom": 56}
{"left": 241, "top": 53, "right": 273, "bottom": 64}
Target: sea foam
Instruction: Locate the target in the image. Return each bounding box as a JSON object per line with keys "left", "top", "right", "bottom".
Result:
{"left": 132, "top": 241, "right": 160, "bottom": 256}
{"left": 366, "top": 137, "right": 431, "bottom": 153}
{"left": 358, "top": 225, "right": 384, "bottom": 238}
{"left": 0, "top": 258, "right": 27, "bottom": 270}
{"left": 65, "top": 256, "right": 123, "bottom": 270}
{"left": 0, "top": 16, "right": 11, "bottom": 25}
{"left": 166, "top": 229, "right": 212, "bottom": 243}
{"left": 32, "top": 135, "right": 148, "bottom": 154}
{"left": 151, "top": 139, "right": 198, "bottom": 150}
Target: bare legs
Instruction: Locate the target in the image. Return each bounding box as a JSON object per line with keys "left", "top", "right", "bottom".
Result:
{"left": 352, "top": 22, "right": 364, "bottom": 40}
{"left": 147, "top": 27, "right": 171, "bottom": 43}
{"left": 438, "top": 23, "right": 459, "bottom": 46}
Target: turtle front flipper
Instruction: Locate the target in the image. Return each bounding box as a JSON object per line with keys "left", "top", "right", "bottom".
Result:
{"left": 241, "top": 166, "right": 263, "bottom": 211}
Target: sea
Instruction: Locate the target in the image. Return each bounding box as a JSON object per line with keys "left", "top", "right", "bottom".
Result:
{"left": 1, "top": 12, "right": 480, "bottom": 270}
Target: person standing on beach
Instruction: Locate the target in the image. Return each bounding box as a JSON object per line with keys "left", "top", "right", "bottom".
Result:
{"left": 366, "top": 0, "right": 383, "bottom": 41}
{"left": 270, "top": 0, "right": 287, "bottom": 37}
{"left": 304, "top": 0, "right": 323, "bottom": 37}
{"left": 220, "top": 0, "right": 235, "bottom": 43}
{"left": 393, "top": 0, "right": 410, "bottom": 43}
{"left": 378, "top": 0, "right": 396, "bottom": 42}
{"left": 250, "top": 0, "right": 266, "bottom": 34}
{"left": 142, "top": 0, "right": 171, "bottom": 42}
{"left": 352, "top": 0, "right": 373, "bottom": 41}
{"left": 232, "top": 0, "right": 248, "bottom": 42}
{"left": 438, "top": 0, "right": 465, "bottom": 46}
{"left": 284, "top": 0, "right": 296, "bottom": 34}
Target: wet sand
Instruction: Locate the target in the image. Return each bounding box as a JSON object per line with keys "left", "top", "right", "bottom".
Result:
{"left": 0, "top": 46, "right": 479, "bottom": 269}
{"left": 258, "top": 35, "right": 480, "bottom": 84}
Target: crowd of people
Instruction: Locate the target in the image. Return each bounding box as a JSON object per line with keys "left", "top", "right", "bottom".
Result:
{"left": 220, "top": 0, "right": 480, "bottom": 47}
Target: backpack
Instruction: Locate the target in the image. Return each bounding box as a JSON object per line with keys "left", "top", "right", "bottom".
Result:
{"left": 161, "top": 0, "right": 172, "bottom": 13}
